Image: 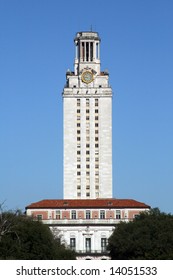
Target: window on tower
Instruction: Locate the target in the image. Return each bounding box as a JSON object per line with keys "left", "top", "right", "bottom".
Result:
{"left": 95, "top": 100, "right": 98, "bottom": 107}
{"left": 90, "top": 42, "right": 93, "bottom": 61}
{"left": 86, "top": 42, "right": 89, "bottom": 61}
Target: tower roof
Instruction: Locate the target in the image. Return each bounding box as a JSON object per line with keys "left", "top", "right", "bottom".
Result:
{"left": 74, "top": 31, "right": 100, "bottom": 41}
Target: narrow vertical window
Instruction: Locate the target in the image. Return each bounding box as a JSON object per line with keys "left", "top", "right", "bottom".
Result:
{"left": 71, "top": 210, "right": 76, "bottom": 219}
{"left": 85, "top": 238, "right": 91, "bottom": 252}
{"left": 100, "top": 210, "right": 105, "bottom": 219}
{"left": 96, "top": 43, "right": 99, "bottom": 59}
{"left": 101, "top": 238, "right": 107, "bottom": 252}
{"left": 70, "top": 238, "right": 76, "bottom": 250}
{"left": 82, "top": 42, "right": 84, "bottom": 61}
{"left": 86, "top": 42, "right": 89, "bottom": 61}
{"left": 90, "top": 42, "right": 93, "bottom": 61}
{"left": 86, "top": 210, "right": 91, "bottom": 219}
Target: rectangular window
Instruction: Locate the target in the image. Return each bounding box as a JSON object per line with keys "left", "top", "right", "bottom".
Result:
{"left": 55, "top": 210, "right": 61, "bottom": 220}
{"left": 77, "top": 150, "right": 80, "bottom": 155}
{"left": 101, "top": 238, "right": 107, "bottom": 252}
{"left": 71, "top": 210, "right": 76, "bottom": 219}
{"left": 77, "top": 164, "right": 81, "bottom": 169}
{"left": 85, "top": 238, "right": 91, "bottom": 252}
{"left": 100, "top": 210, "right": 105, "bottom": 219}
{"left": 77, "top": 109, "right": 80, "bottom": 113}
{"left": 86, "top": 99, "right": 90, "bottom": 106}
{"left": 70, "top": 238, "right": 76, "bottom": 250}
{"left": 77, "top": 130, "right": 80, "bottom": 134}
{"left": 95, "top": 123, "right": 99, "bottom": 127}
{"left": 96, "top": 191, "right": 99, "bottom": 198}
{"left": 95, "top": 177, "right": 99, "bottom": 183}
{"left": 77, "top": 137, "right": 80, "bottom": 141}
{"left": 86, "top": 210, "right": 91, "bottom": 219}
{"left": 77, "top": 171, "right": 81, "bottom": 176}
{"left": 37, "top": 215, "right": 43, "bottom": 220}
{"left": 77, "top": 123, "right": 80, "bottom": 127}
{"left": 95, "top": 99, "right": 98, "bottom": 106}
{"left": 116, "top": 210, "right": 121, "bottom": 219}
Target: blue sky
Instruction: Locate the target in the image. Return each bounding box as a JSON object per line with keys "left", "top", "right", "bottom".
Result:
{"left": 0, "top": 0, "right": 173, "bottom": 213}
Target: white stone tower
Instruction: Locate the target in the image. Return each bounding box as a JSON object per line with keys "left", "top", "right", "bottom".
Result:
{"left": 63, "top": 31, "right": 112, "bottom": 199}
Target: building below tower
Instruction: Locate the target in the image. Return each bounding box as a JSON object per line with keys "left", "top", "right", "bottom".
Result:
{"left": 26, "top": 198, "right": 150, "bottom": 260}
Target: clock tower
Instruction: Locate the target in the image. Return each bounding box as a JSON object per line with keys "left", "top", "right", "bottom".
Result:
{"left": 63, "top": 31, "right": 112, "bottom": 199}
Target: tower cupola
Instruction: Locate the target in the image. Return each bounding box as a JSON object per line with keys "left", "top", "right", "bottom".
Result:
{"left": 74, "top": 31, "right": 101, "bottom": 75}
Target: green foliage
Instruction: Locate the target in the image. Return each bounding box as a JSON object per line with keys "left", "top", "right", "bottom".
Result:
{"left": 0, "top": 211, "right": 76, "bottom": 260}
{"left": 108, "top": 208, "right": 173, "bottom": 260}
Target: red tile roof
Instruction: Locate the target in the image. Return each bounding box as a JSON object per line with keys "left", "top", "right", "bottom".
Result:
{"left": 26, "top": 198, "right": 150, "bottom": 209}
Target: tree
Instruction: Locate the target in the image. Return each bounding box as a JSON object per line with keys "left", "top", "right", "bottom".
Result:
{"left": 0, "top": 209, "right": 76, "bottom": 260}
{"left": 108, "top": 208, "right": 173, "bottom": 260}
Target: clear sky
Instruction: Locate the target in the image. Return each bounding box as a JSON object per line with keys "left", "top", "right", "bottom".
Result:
{"left": 0, "top": 0, "right": 173, "bottom": 214}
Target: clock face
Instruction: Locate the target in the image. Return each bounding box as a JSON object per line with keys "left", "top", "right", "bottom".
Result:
{"left": 81, "top": 71, "right": 93, "bottom": 84}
